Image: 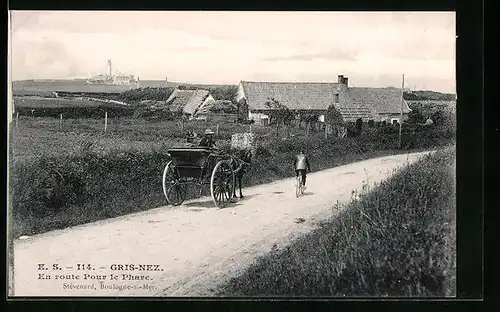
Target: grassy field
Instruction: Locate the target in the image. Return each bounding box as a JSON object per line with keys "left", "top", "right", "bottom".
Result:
{"left": 10, "top": 116, "right": 454, "bottom": 163}
{"left": 10, "top": 117, "right": 265, "bottom": 163}
{"left": 9, "top": 117, "right": 455, "bottom": 238}
{"left": 13, "top": 81, "right": 138, "bottom": 93}
{"left": 14, "top": 97, "right": 106, "bottom": 108}
{"left": 12, "top": 79, "right": 233, "bottom": 94}
{"left": 217, "top": 147, "right": 456, "bottom": 297}
{"left": 12, "top": 90, "right": 57, "bottom": 98}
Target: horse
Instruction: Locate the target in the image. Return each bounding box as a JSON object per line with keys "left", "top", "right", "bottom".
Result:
{"left": 230, "top": 149, "right": 253, "bottom": 199}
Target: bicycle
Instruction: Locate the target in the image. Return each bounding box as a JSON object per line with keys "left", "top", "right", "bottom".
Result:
{"left": 295, "top": 175, "right": 305, "bottom": 198}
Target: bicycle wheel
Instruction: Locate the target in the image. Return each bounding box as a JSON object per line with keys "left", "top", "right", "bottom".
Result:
{"left": 296, "top": 176, "right": 302, "bottom": 198}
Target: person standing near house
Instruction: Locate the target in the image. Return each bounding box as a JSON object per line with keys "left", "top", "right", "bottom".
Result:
{"left": 293, "top": 150, "right": 311, "bottom": 190}
{"left": 199, "top": 129, "right": 217, "bottom": 149}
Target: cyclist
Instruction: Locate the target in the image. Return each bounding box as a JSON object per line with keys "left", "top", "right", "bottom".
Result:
{"left": 293, "top": 150, "right": 311, "bottom": 190}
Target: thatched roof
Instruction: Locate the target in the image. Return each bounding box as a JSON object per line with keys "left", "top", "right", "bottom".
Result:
{"left": 240, "top": 81, "right": 374, "bottom": 121}
{"left": 240, "top": 81, "right": 341, "bottom": 110}
{"left": 240, "top": 81, "right": 410, "bottom": 121}
{"left": 165, "top": 89, "right": 211, "bottom": 115}
{"left": 349, "top": 87, "right": 411, "bottom": 115}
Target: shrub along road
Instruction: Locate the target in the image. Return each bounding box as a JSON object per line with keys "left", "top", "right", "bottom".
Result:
{"left": 12, "top": 151, "right": 431, "bottom": 297}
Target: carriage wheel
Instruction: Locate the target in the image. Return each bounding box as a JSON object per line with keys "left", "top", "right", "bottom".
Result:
{"left": 210, "top": 160, "right": 235, "bottom": 208}
{"left": 166, "top": 183, "right": 187, "bottom": 206}
{"left": 162, "top": 161, "right": 181, "bottom": 203}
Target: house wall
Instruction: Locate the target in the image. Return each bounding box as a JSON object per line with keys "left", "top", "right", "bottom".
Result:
{"left": 249, "top": 109, "right": 327, "bottom": 127}
{"left": 376, "top": 113, "right": 409, "bottom": 123}
{"left": 248, "top": 110, "right": 270, "bottom": 126}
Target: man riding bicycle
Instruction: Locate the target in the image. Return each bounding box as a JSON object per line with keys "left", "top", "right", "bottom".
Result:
{"left": 294, "top": 150, "right": 311, "bottom": 190}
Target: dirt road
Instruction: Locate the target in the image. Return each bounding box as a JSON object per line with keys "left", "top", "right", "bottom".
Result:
{"left": 12, "top": 151, "right": 431, "bottom": 297}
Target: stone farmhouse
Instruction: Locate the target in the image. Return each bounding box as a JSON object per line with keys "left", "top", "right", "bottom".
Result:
{"left": 236, "top": 75, "right": 411, "bottom": 126}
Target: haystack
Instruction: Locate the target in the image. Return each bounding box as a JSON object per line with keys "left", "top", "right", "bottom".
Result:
{"left": 231, "top": 132, "right": 255, "bottom": 154}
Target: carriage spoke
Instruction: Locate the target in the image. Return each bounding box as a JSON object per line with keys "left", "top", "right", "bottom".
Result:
{"left": 223, "top": 186, "right": 231, "bottom": 201}
{"left": 215, "top": 188, "right": 222, "bottom": 202}
{"left": 210, "top": 160, "right": 235, "bottom": 208}
{"left": 166, "top": 183, "right": 186, "bottom": 206}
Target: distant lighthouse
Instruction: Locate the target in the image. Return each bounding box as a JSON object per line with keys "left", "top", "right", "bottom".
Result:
{"left": 107, "top": 59, "right": 112, "bottom": 79}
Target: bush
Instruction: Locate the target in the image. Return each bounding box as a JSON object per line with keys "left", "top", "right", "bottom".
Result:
{"left": 407, "top": 107, "right": 426, "bottom": 124}
{"left": 11, "top": 150, "right": 171, "bottom": 236}
{"left": 118, "top": 87, "right": 175, "bottom": 103}
{"left": 208, "top": 85, "right": 238, "bottom": 101}
{"left": 218, "top": 148, "right": 456, "bottom": 296}
{"left": 132, "top": 105, "right": 179, "bottom": 121}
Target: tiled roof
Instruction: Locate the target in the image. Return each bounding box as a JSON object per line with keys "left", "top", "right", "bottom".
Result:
{"left": 348, "top": 87, "right": 411, "bottom": 115}
{"left": 165, "top": 89, "right": 211, "bottom": 115}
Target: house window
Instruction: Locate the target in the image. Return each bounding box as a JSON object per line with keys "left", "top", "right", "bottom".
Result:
{"left": 334, "top": 94, "right": 339, "bottom": 103}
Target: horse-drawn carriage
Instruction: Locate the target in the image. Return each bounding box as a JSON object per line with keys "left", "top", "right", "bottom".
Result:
{"left": 162, "top": 147, "right": 249, "bottom": 208}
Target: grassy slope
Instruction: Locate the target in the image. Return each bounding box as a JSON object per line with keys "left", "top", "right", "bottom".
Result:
{"left": 216, "top": 148, "right": 456, "bottom": 297}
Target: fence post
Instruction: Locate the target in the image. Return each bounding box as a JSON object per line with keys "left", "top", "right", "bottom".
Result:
{"left": 104, "top": 111, "right": 108, "bottom": 133}
{"left": 325, "top": 124, "right": 328, "bottom": 139}
{"left": 216, "top": 123, "right": 219, "bottom": 136}
{"left": 249, "top": 124, "right": 252, "bottom": 133}
{"left": 59, "top": 113, "right": 63, "bottom": 130}
{"left": 15, "top": 112, "right": 19, "bottom": 127}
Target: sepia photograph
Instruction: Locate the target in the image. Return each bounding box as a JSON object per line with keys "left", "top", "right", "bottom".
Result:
{"left": 7, "top": 11, "right": 456, "bottom": 297}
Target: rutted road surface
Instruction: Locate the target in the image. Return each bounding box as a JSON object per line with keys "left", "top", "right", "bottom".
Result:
{"left": 12, "top": 151, "right": 431, "bottom": 297}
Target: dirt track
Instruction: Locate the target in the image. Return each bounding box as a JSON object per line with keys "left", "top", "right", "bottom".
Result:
{"left": 11, "top": 151, "right": 431, "bottom": 297}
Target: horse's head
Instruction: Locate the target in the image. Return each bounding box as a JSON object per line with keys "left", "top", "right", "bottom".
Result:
{"left": 240, "top": 149, "right": 253, "bottom": 164}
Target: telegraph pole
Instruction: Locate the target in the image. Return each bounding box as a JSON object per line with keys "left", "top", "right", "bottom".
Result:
{"left": 398, "top": 74, "right": 405, "bottom": 149}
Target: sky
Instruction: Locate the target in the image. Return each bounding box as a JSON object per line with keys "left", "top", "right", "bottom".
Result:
{"left": 9, "top": 11, "right": 456, "bottom": 93}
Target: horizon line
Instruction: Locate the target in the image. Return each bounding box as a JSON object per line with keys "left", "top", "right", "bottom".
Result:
{"left": 12, "top": 78, "right": 455, "bottom": 94}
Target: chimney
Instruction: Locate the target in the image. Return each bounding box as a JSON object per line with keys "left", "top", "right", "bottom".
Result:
{"left": 343, "top": 77, "right": 348, "bottom": 87}
{"left": 337, "top": 75, "right": 344, "bottom": 84}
